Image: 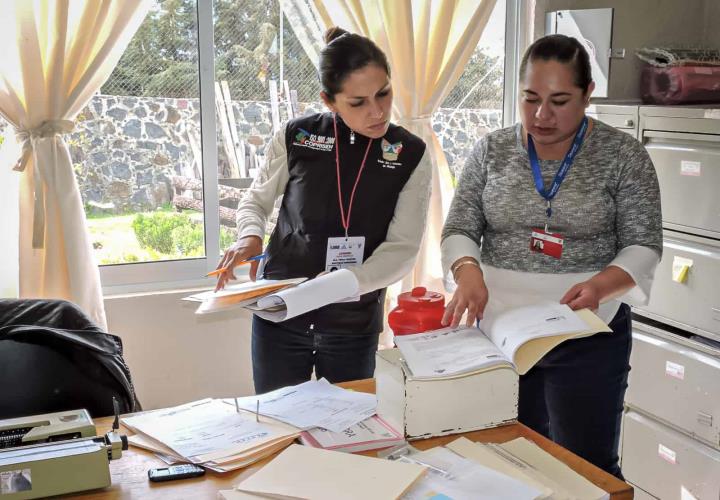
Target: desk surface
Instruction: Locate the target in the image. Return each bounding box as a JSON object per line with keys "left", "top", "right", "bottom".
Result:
{"left": 73, "top": 379, "right": 632, "bottom": 499}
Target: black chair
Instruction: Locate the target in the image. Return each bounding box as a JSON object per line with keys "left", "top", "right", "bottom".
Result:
{"left": 0, "top": 299, "right": 140, "bottom": 420}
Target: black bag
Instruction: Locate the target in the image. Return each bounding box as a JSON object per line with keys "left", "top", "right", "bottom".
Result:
{"left": 0, "top": 299, "right": 140, "bottom": 420}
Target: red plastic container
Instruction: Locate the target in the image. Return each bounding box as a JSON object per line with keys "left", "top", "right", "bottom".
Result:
{"left": 641, "top": 65, "right": 720, "bottom": 105}
{"left": 388, "top": 286, "right": 445, "bottom": 336}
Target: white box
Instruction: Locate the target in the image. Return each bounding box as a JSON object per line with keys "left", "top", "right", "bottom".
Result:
{"left": 374, "top": 348, "right": 519, "bottom": 440}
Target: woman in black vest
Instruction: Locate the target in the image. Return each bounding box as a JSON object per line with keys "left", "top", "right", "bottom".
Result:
{"left": 215, "top": 27, "right": 431, "bottom": 394}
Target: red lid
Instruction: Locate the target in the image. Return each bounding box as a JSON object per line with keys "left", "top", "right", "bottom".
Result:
{"left": 397, "top": 286, "right": 445, "bottom": 310}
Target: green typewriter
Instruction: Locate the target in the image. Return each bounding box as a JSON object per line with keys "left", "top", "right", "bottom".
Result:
{"left": 0, "top": 402, "right": 127, "bottom": 499}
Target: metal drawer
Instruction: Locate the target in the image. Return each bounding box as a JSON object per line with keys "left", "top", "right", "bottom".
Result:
{"left": 642, "top": 130, "right": 720, "bottom": 239}
{"left": 622, "top": 410, "right": 720, "bottom": 500}
{"left": 626, "top": 324, "right": 720, "bottom": 448}
{"left": 591, "top": 114, "right": 637, "bottom": 135}
{"left": 587, "top": 106, "right": 638, "bottom": 138}
{"left": 635, "top": 233, "right": 720, "bottom": 341}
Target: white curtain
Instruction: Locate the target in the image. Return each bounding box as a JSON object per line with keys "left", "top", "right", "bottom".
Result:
{"left": 281, "top": 0, "right": 326, "bottom": 69}
{"left": 312, "top": 0, "right": 497, "bottom": 294}
{"left": 0, "top": 0, "right": 151, "bottom": 328}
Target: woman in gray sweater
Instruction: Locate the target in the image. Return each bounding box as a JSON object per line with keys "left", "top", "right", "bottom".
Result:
{"left": 440, "top": 35, "right": 662, "bottom": 478}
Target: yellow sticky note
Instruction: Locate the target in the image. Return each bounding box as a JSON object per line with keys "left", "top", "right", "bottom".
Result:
{"left": 672, "top": 256, "right": 693, "bottom": 283}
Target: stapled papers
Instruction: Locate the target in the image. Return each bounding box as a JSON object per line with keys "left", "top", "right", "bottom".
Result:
{"left": 228, "top": 378, "right": 376, "bottom": 433}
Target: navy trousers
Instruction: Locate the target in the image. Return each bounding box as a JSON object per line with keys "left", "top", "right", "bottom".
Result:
{"left": 251, "top": 315, "right": 380, "bottom": 394}
{"left": 518, "top": 303, "right": 632, "bottom": 479}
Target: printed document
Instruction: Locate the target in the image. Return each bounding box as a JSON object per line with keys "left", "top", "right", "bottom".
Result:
{"left": 395, "top": 302, "right": 610, "bottom": 377}
{"left": 121, "top": 399, "right": 299, "bottom": 463}
{"left": 400, "top": 446, "right": 545, "bottom": 500}
{"left": 247, "top": 269, "right": 360, "bottom": 322}
{"left": 229, "top": 378, "right": 376, "bottom": 433}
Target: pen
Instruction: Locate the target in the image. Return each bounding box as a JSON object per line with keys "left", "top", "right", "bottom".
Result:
{"left": 255, "top": 400, "right": 260, "bottom": 422}
{"left": 234, "top": 397, "right": 240, "bottom": 414}
{"left": 206, "top": 253, "right": 267, "bottom": 277}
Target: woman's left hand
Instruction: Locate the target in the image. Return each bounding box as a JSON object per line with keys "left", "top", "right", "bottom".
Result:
{"left": 560, "top": 280, "right": 601, "bottom": 311}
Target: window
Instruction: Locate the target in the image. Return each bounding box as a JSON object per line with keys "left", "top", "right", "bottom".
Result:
{"left": 67, "top": 0, "right": 517, "bottom": 292}
{"left": 436, "top": 0, "right": 507, "bottom": 178}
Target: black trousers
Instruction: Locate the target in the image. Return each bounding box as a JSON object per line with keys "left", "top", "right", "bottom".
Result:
{"left": 251, "top": 315, "right": 380, "bottom": 394}
{"left": 518, "top": 303, "right": 632, "bottom": 479}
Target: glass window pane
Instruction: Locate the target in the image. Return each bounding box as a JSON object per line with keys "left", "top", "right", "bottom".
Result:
{"left": 437, "top": 0, "right": 507, "bottom": 178}
{"left": 213, "top": 0, "right": 323, "bottom": 253}
{"left": 79, "top": 0, "right": 204, "bottom": 265}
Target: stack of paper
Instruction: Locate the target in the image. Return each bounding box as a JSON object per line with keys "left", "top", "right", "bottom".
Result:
{"left": 220, "top": 444, "right": 425, "bottom": 500}
{"left": 227, "top": 378, "right": 377, "bottom": 433}
{"left": 121, "top": 399, "right": 301, "bottom": 472}
{"left": 447, "top": 437, "right": 609, "bottom": 500}
{"left": 397, "top": 446, "right": 546, "bottom": 500}
{"left": 299, "top": 414, "right": 405, "bottom": 453}
{"left": 184, "top": 278, "right": 307, "bottom": 315}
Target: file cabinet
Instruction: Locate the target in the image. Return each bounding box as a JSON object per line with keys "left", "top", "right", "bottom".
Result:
{"left": 621, "top": 105, "right": 720, "bottom": 499}
{"left": 621, "top": 409, "right": 720, "bottom": 500}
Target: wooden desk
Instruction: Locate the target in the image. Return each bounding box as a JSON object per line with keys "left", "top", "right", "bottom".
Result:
{"left": 73, "top": 379, "right": 633, "bottom": 499}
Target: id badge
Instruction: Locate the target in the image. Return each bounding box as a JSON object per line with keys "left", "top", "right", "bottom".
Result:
{"left": 530, "top": 229, "right": 564, "bottom": 259}
{"left": 326, "top": 236, "right": 365, "bottom": 272}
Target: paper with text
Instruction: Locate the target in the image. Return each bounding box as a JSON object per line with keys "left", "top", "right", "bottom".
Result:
{"left": 394, "top": 327, "right": 512, "bottom": 379}
{"left": 121, "top": 399, "right": 298, "bottom": 463}
{"left": 400, "top": 446, "right": 545, "bottom": 500}
{"left": 229, "top": 378, "right": 376, "bottom": 433}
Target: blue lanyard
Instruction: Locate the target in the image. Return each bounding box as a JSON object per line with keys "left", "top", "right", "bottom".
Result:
{"left": 527, "top": 116, "right": 588, "bottom": 219}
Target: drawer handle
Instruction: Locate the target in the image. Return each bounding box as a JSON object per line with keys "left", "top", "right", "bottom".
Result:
{"left": 712, "top": 308, "right": 720, "bottom": 314}
{"left": 624, "top": 119, "right": 634, "bottom": 127}
{"left": 697, "top": 411, "right": 713, "bottom": 427}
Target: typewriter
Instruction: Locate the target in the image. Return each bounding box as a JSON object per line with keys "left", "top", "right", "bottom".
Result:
{"left": 0, "top": 402, "right": 127, "bottom": 499}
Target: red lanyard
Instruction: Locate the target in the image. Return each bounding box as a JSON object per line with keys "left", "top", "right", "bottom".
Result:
{"left": 333, "top": 114, "right": 373, "bottom": 238}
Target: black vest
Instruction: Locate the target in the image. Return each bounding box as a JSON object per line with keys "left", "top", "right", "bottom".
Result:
{"left": 262, "top": 112, "right": 426, "bottom": 335}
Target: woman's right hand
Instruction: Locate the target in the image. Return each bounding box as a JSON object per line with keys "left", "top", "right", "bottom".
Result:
{"left": 441, "top": 263, "right": 489, "bottom": 328}
{"left": 214, "top": 236, "right": 263, "bottom": 291}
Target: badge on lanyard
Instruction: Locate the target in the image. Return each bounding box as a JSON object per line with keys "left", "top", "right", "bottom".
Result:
{"left": 326, "top": 236, "right": 365, "bottom": 272}
{"left": 530, "top": 229, "right": 564, "bottom": 258}
{"left": 325, "top": 114, "right": 372, "bottom": 272}
{"left": 527, "top": 117, "right": 588, "bottom": 260}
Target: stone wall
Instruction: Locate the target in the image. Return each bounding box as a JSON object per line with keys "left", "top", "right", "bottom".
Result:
{"left": 2, "top": 95, "right": 502, "bottom": 214}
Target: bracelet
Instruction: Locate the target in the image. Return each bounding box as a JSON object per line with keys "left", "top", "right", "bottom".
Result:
{"left": 451, "top": 258, "right": 480, "bottom": 283}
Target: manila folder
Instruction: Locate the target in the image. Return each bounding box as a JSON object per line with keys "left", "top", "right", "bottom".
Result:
{"left": 235, "top": 444, "right": 425, "bottom": 500}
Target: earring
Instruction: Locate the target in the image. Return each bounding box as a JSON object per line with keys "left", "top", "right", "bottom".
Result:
{"left": 350, "top": 130, "right": 355, "bottom": 144}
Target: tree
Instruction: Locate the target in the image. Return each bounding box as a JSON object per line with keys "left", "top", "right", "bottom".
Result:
{"left": 442, "top": 49, "right": 504, "bottom": 109}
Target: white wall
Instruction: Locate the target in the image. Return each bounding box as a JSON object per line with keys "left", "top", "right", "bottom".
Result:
{"left": 105, "top": 290, "right": 255, "bottom": 410}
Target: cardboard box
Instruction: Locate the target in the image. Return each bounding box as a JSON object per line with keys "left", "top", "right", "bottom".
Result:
{"left": 375, "top": 348, "right": 519, "bottom": 440}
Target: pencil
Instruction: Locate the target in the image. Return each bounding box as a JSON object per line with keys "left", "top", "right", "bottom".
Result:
{"left": 206, "top": 253, "right": 266, "bottom": 277}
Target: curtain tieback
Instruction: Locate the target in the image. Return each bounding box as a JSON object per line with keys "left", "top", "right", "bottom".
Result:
{"left": 13, "top": 119, "right": 75, "bottom": 249}
{"left": 13, "top": 120, "right": 75, "bottom": 172}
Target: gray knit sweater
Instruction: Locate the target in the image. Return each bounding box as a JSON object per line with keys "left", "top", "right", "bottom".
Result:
{"left": 441, "top": 120, "right": 663, "bottom": 273}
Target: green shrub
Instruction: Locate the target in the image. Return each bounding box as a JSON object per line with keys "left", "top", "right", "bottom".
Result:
{"left": 171, "top": 223, "right": 204, "bottom": 255}
{"left": 132, "top": 210, "right": 237, "bottom": 256}
{"left": 220, "top": 227, "right": 236, "bottom": 250}
{"left": 132, "top": 212, "right": 191, "bottom": 254}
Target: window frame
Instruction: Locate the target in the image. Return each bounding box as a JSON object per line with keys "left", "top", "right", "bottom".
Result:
{"left": 100, "top": 0, "right": 521, "bottom": 295}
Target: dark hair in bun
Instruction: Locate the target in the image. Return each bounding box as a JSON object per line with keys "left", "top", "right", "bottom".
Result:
{"left": 319, "top": 26, "right": 390, "bottom": 99}
{"left": 520, "top": 34, "right": 593, "bottom": 93}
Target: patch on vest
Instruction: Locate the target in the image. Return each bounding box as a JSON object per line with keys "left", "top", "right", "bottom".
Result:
{"left": 292, "top": 128, "right": 335, "bottom": 152}
{"left": 381, "top": 139, "right": 403, "bottom": 161}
